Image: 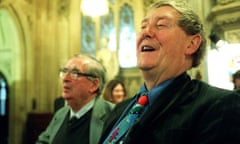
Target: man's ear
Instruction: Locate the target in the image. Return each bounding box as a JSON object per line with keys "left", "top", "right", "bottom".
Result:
{"left": 185, "top": 34, "right": 201, "bottom": 55}
{"left": 89, "top": 78, "right": 99, "bottom": 94}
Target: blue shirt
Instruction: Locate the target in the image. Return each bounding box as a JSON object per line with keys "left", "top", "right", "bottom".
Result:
{"left": 139, "top": 79, "right": 173, "bottom": 105}
{"left": 138, "top": 79, "right": 173, "bottom": 117}
{"left": 113, "top": 78, "right": 174, "bottom": 127}
{"left": 103, "top": 79, "right": 174, "bottom": 144}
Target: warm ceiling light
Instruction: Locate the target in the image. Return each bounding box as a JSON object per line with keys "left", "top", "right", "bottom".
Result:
{"left": 81, "top": 0, "right": 109, "bottom": 18}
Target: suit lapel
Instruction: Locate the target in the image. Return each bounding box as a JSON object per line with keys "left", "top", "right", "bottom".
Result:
{"left": 90, "top": 98, "right": 106, "bottom": 144}
{"left": 127, "top": 73, "right": 194, "bottom": 142}
{"left": 49, "top": 106, "right": 70, "bottom": 143}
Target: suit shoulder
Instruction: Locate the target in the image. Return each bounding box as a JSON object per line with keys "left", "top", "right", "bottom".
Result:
{"left": 95, "top": 98, "right": 115, "bottom": 110}
{"left": 53, "top": 106, "right": 69, "bottom": 119}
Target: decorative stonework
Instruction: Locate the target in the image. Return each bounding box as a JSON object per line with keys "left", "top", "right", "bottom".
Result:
{"left": 226, "top": 29, "right": 240, "bottom": 43}
{"left": 214, "top": 14, "right": 240, "bottom": 29}
{"left": 143, "top": 0, "right": 155, "bottom": 7}
{"left": 217, "top": 0, "right": 236, "bottom": 5}
{"left": 57, "top": 0, "right": 70, "bottom": 17}
{"left": 209, "top": 1, "right": 240, "bottom": 31}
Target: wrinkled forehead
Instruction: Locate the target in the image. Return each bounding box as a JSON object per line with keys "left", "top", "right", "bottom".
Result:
{"left": 142, "top": 6, "right": 180, "bottom": 23}
{"left": 147, "top": 1, "right": 185, "bottom": 18}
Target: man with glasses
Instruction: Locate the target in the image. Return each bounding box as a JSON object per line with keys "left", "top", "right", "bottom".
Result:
{"left": 36, "top": 54, "right": 114, "bottom": 144}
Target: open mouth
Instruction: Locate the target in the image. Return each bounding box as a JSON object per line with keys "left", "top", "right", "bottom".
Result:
{"left": 142, "top": 46, "right": 155, "bottom": 52}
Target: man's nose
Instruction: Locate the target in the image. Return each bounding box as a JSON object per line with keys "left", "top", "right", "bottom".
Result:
{"left": 62, "top": 72, "right": 72, "bottom": 81}
{"left": 142, "top": 25, "right": 154, "bottom": 39}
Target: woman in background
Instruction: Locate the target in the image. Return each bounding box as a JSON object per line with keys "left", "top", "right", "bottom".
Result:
{"left": 232, "top": 70, "right": 240, "bottom": 90}
{"left": 102, "top": 79, "right": 127, "bottom": 104}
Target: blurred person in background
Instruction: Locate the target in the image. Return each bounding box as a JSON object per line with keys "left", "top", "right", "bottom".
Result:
{"left": 102, "top": 79, "right": 127, "bottom": 104}
{"left": 232, "top": 70, "right": 240, "bottom": 90}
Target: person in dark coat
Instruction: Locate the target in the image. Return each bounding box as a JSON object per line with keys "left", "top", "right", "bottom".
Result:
{"left": 99, "top": 0, "right": 240, "bottom": 144}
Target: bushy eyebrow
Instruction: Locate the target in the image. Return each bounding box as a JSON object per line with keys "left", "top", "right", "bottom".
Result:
{"left": 71, "top": 67, "right": 80, "bottom": 72}
{"left": 141, "top": 16, "right": 172, "bottom": 25}
{"left": 141, "top": 17, "right": 148, "bottom": 24}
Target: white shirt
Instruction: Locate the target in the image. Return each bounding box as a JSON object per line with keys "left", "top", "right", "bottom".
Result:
{"left": 69, "top": 98, "right": 95, "bottom": 119}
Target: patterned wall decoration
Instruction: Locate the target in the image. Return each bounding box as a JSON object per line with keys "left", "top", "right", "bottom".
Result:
{"left": 100, "top": 8, "right": 116, "bottom": 51}
{"left": 226, "top": 29, "right": 240, "bottom": 43}
{"left": 81, "top": 15, "right": 96, "bottom": 56}
{"left": 118, "top": 3, "right": 136, "bottom": 68}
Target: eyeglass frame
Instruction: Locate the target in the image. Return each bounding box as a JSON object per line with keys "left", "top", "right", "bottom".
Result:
{"left": 59, "top": 67, "right": 97, "bottom": 80}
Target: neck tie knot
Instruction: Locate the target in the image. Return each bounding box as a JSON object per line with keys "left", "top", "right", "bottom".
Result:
{"left": 129, "top": 94, "right": 148, "bottom": 115}
{"left": 137, "top": 95, "right": 148, "bottom": 106}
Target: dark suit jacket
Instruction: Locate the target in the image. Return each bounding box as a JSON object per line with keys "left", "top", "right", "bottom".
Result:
{"left": 36, "top": 98, "right": 114, "bottom": 144}
{"left": 99, "top": 73, "right": 240, "bottom": 144}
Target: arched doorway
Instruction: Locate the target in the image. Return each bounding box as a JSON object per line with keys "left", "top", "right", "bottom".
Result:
{"left": 0, "top": 6, "right": 26, "bottom": 144}
{"left": 0, "top": 72, "right": 9, "bottom": 144}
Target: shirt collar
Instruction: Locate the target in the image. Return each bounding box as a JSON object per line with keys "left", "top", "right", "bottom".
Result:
{"left": 70, "top": 98, "right": 95, "bottom": 119}
{"left": 138, "top": 79, "right": 174, "bottom": 105}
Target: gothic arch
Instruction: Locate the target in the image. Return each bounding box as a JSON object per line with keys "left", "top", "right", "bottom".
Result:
{"left": 0, "top": 4, "right": 29, "bottom": 144}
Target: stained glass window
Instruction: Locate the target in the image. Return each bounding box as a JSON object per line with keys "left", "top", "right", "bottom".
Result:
{"left": 100, "top": 8, "right": 116, "bottom": 51}
{"left": 0, "top": 76, "right": 7, "bottom": 116}
{"left": 81, "top": 15, "right": 96, "bottom": 56}
{"left": 118, "top": 4, "right": 136, "bottom": 68}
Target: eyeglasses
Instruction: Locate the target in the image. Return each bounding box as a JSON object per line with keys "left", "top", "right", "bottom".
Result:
{"left": 59, "top": 68, "right": 97, "bottom": 80}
